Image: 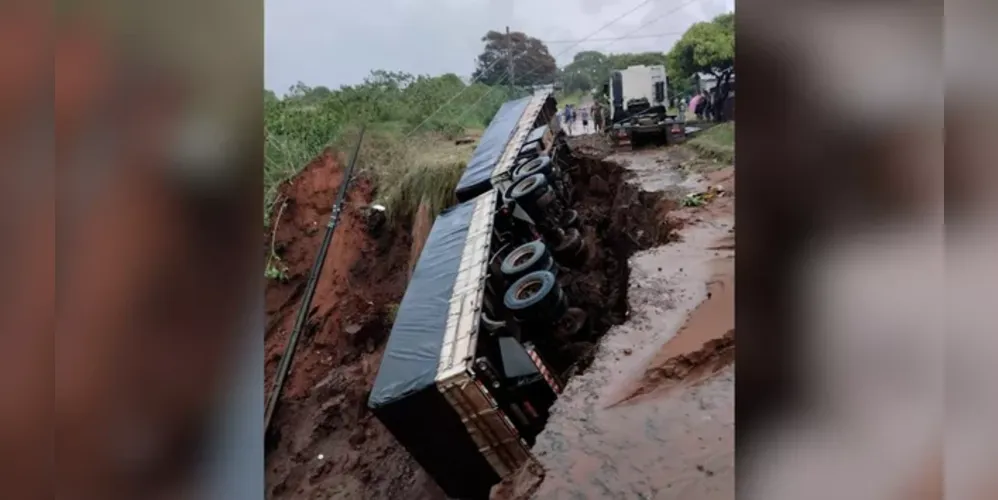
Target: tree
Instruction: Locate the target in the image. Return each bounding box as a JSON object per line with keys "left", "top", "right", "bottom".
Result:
{"left": 612, "top": 51, "right": 668, "bottom": 68}
{"left": 472, "top": 30, "right": 558, "bottom": 87}
{"left": 284, "top": 81, "right": 334, "bottom": 105}
{"left": 667, "top": 12, "right": 734, "bottom": 120}
{"left": 560, "top": 51, "right": 610, "bottom": 93}
{"left": 559, "top": 50, "right": 676, "bottom": 96}
{"left": 666, "top": 12, "right": 734, "bottom": 86}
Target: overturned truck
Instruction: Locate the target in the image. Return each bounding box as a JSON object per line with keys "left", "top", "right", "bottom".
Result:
{"left": 369, "top": 88, "right": 590, "bottom": 499}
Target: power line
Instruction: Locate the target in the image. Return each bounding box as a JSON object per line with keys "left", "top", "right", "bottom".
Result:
{"left": 542, "top": 32, "right": 684, "bottom": 44}
{"left": 513, "top": 0, "right": 707, "bottom": 86}
{"left": 407, "top": 0, "right": 710, "bottom": 138}
{"left": 444, "top": 14, "right": 681, "bottom": 135}
{"left": 404, "top": 0, "right": 662, "bottom": 138}
{"left": 597, "top": 0, "right": 704, "bottom": 52}
{"left": 402, "top": 55, "right": 508, "bottom": 138}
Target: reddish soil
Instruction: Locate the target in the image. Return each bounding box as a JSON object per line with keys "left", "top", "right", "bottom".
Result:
{"left": 264, "top": 149, "right": 443, "bottom": 500}
{"left": 616, "top": 168, "right": 736, "bottom": 405}
{"left": 408, "top": 199, "right": 432, "bottom": 281}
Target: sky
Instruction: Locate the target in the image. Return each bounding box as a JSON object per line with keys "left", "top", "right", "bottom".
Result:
{"left": 264, "top": 0, "right": 735, "bottom": 94}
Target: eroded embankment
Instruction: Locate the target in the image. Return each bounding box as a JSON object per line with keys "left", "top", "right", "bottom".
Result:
{"left": 264, "top": 149, "right": 444, "bottom": 500}
{"left": 263, "top": 141, "right": 688, "bottom": 500}
{"left": 493, "top": 140, "right": 736, "bottom": 500}
{"left": 538, "top": 147, "right": 680, "bottom": 377}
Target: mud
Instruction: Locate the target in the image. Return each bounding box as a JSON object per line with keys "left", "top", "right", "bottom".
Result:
{"left": 494, "top": 143, "right": 736, "bottom": 499}
{"left": 264, "top": 139, "right": 733, "bottom": 500}
{"left": 408, "top": 199, "right": 432, "bottom": 281}
{"left": 264, "top": 149, "right": 442, "bottom": 500}
{"left": 491, "top": 460, "right": 547, "bottom": 500}
{"left": 616, "top": 249, "right": 735, "bottom": 406}
{"left": 541, "top": 147, "right": 679, "bottom": 376}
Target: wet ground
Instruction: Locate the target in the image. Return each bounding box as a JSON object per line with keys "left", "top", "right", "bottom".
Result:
{"left": 560, "top": 115, "right": 596, "bottom": 136}
{"left": 506, "top": 144, "right": 735, "bottom": 499}
{"left": 559, "top": 96, "right": 597, "bottom": 137}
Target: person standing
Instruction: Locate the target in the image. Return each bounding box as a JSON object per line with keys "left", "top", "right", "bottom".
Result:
{"left": 690, "top": 92, "right": 704, "bottom": 120}
{"left": 700, "top": 89, "right": 713, "bottom": 120}
{"left": 580, "top": 106, "right": 590, "bottom": 133}
{"left": 564, "top": 105, "right": 575, "bottom": 134}
{"left": 592, "top": 103, "right": 604, "bottom": 133}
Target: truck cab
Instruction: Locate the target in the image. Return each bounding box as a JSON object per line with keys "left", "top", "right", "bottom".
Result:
{"left": 607, "top": 64, "right": 669, "bottom": 124}
{"left": 603, "top": 65, "right": 684, "bottom": 147}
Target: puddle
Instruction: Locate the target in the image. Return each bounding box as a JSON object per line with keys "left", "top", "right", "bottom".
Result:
{"left": 534, "top": 366, "right": 733, "bottom": 499}
{"left": 608, "top": 149, "right": 701, "bottom": 196}
{"left": 527, "top": 218, "right": 734, "bottom": 499}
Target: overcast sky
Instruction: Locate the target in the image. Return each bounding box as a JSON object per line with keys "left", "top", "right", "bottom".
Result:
{"left": 265, "top": 0, "right": 735, "bottom": 94}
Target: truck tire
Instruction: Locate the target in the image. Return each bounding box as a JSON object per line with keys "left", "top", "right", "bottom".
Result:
{"left": 553, "top": 228, "right": 583, "bottom": 259}
{"left": 517, "top": 141, "right": 542, "bottom": 161}
{"left": 504, "top": 270, "right": 567, "bottom": 323}
{"left": 629, "top": 132, "right": 643, "bottom": 149}
{"left": 513, "top": 155, "right": 553, "bottom": 181}
{"left": 508, "top": 173, "right": 557, "bottom": 212}
{"left": 481, "top": 312, "right": 506, "bottom": 332}
{"left": 501, "top": 240, "right": 555, "bottom": 281}
{"left": 560, "top": 208, "right": 580, "bottom": 228}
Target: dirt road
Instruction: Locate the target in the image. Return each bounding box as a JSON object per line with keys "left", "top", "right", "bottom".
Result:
{"left": 560, "top": 95, "right": 596, "bottom": 136}
{"left": 496, "top": 138, "right": 735, "bottom": 499}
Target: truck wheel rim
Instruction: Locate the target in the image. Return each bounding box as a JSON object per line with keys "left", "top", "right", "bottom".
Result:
{"left": 511, "top": 247, "right": 536, "bottom": 267}
{"left": 518, "top": 177, "right": 538, "bottom": 193}
{"left": 515, "top": 279, "right": 543, "bottom": 300}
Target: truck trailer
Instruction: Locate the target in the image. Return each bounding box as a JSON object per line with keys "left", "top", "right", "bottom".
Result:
{"left": 369, "top": 88, "right": 592, "bottom": 499}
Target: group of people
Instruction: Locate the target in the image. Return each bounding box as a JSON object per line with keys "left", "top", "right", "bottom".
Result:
{"left": 561, "top": 103, "right": 604, "bottom": 135}
{"left": 682, "top": 84, "right": 731, "bottom": 122}
{"left": 686, "top": 91, "right": 714, "bottom": 120}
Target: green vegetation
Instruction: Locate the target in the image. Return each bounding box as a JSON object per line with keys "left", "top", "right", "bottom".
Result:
{"left": 263, "top": 13, "right": 735, "bottom": 230}
{"left": 557, "top": 11, "right": 734, "bottom": 104}
{"left": 472, "top": 30, "right": 558, "bottom": 87}
{"left": 666, "top": 12, "right": 735, "bottom": 97}
{"left": 555, "top": 90, "right": 585, "bottom": 106}
{"left": 688, "top": 122, "right": 735, "bottom": 163}
{"left": 681, "top": 192, "right": 708, "bottom": 207}
{"left": 560, "top": 51, "right": 687, "bottom": 98}
{"left": 264, "top": 70, "right": 520, "bottom": 226}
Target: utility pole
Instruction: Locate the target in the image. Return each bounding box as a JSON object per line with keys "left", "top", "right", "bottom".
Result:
{"left": 506, "top": 26, "right": 514, "bottom": 93}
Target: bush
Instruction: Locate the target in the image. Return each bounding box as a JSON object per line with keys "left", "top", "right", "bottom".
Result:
{"left": 263, "top": 71, "right": 520, "bottom": 224}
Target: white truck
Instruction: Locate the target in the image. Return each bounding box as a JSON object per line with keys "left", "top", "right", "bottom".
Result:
{"left": 603, "top": 64, "right": 685, "bottom": 147}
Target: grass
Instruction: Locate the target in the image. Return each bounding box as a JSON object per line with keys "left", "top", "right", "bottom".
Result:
{"left": 555, "top": 90, "right": 585, "bottom": 107}
{"left": 687, "top": 121, "right": 734, "bottom": 164}
{"left": 309, "top": 124, "right": 476, "bottom": 227}
{"left": 263, "top": 75, "right": 517, "bottom": 229}
{"left": 366, "top": 135, "right": 472, "bottom": 226}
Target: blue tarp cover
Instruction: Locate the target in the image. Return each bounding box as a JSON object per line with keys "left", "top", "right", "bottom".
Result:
{"left": 368, "top": 199, "right": 477, "bottom": 407}
{"left": 453, "top": 96, "right": 531, "bottom": 202}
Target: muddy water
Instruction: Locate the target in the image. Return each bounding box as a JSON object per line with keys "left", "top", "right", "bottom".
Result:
{"left": 608, "top": 149, "right": 702, "bottom": 196}
{"left": 527, "top": 151, "right": 735, "bottom": 499}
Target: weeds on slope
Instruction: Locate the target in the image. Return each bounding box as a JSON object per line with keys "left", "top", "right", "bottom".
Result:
{"left": 263, "top": 72, "right": 520, "bottom": 227}
{"left": 687, "top": 121, "right": 735, "bottom": 164}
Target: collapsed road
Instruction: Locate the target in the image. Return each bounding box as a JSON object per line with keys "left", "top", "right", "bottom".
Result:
{"left": 492, "top": 137, "right": 735, "bottom": 500}
{"left": 366, "top": 87, "right": 678, "bottom": 499}
{"left": 264, "top": 87, "right": 735, "bottom": 500}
